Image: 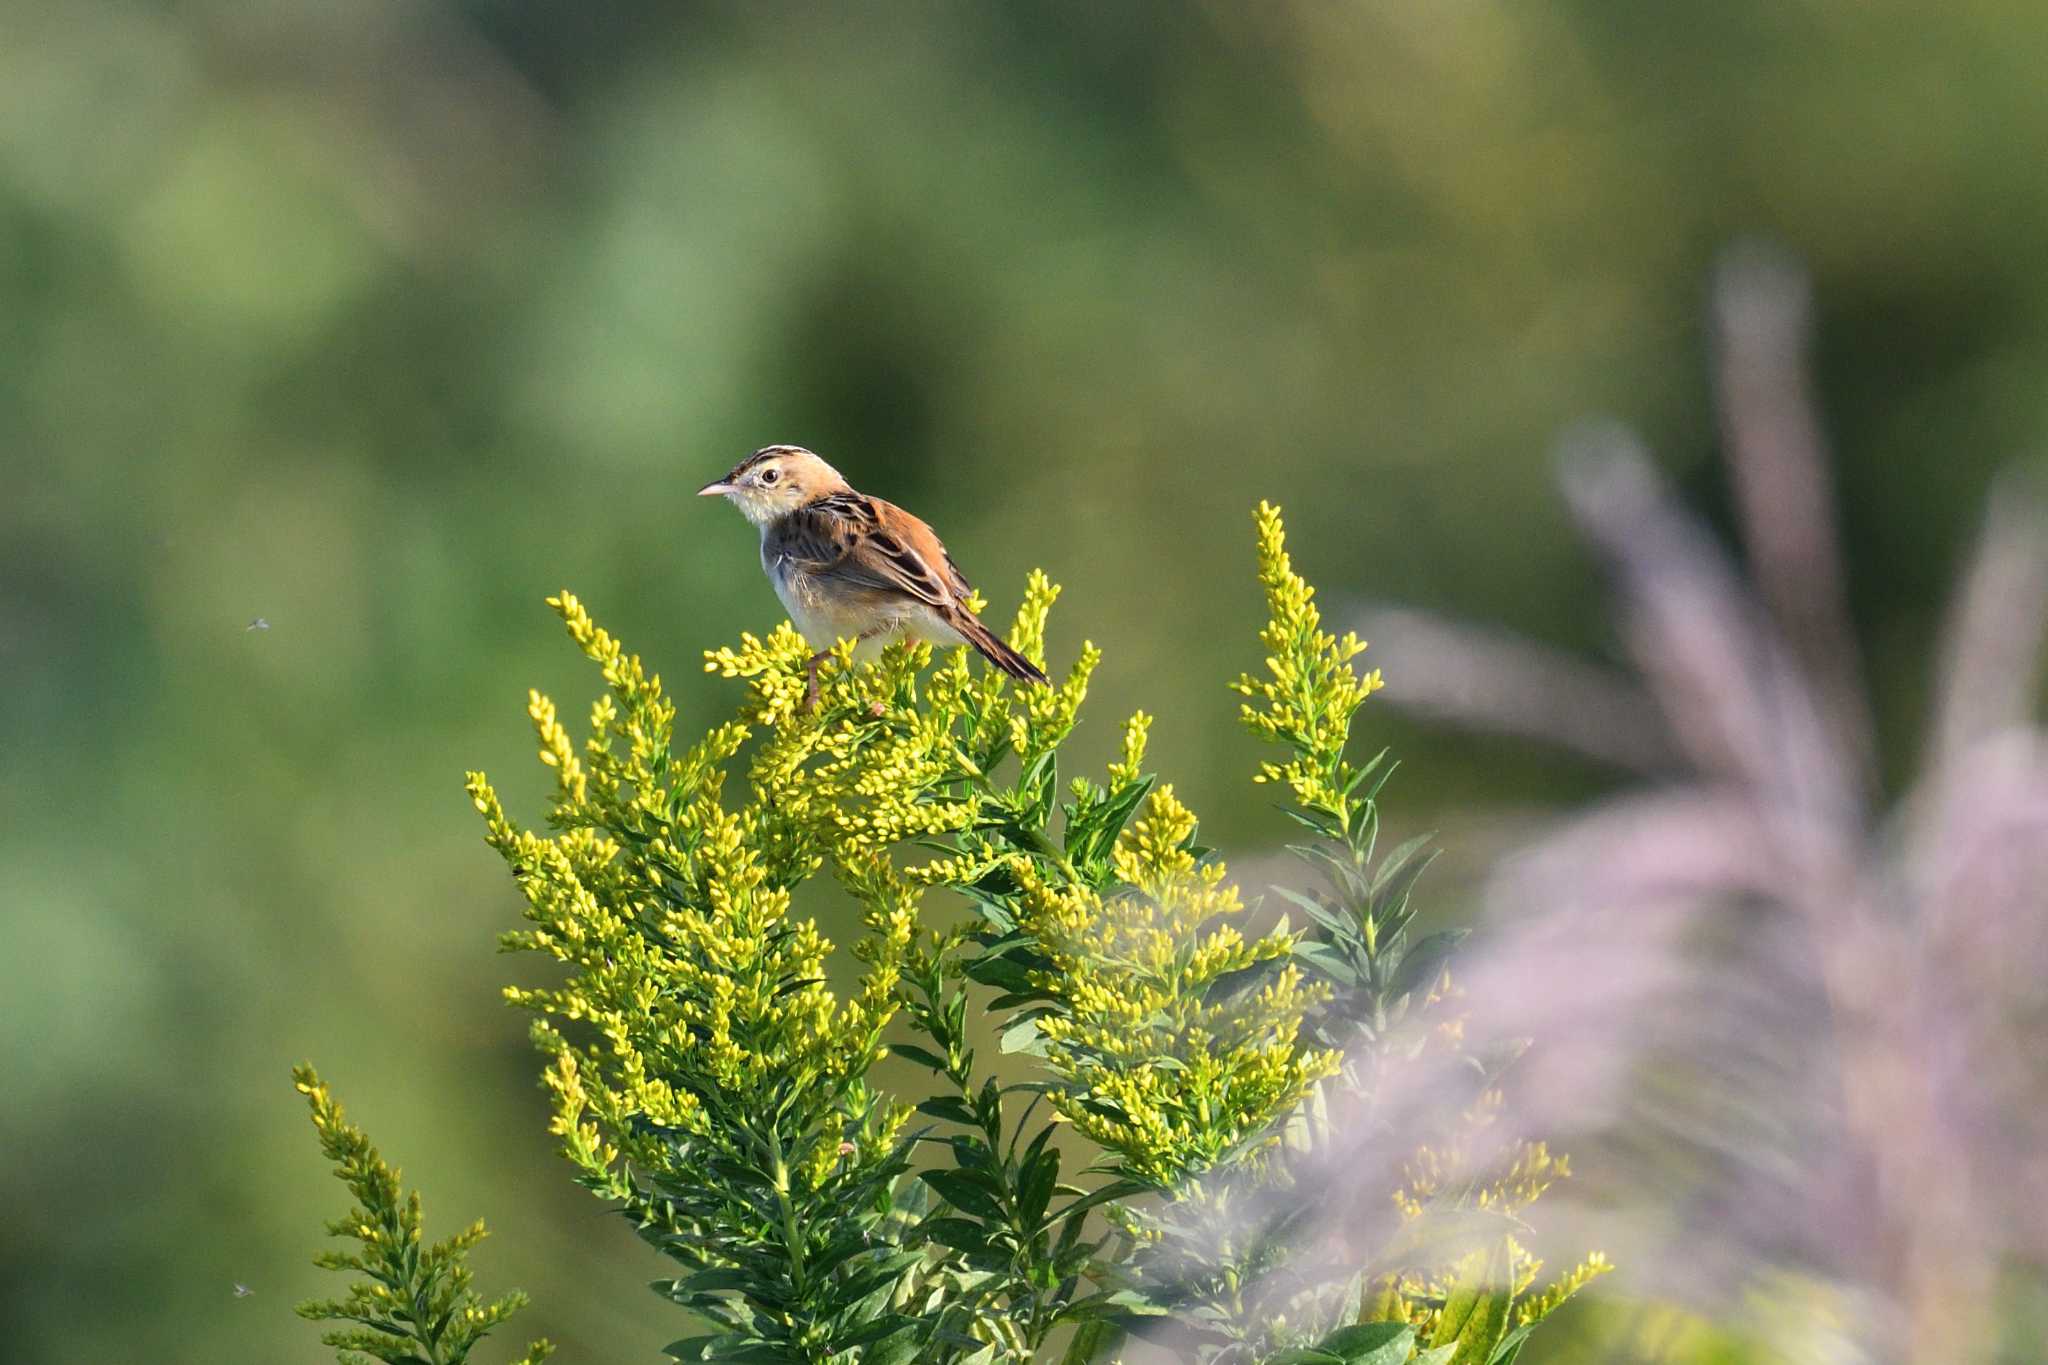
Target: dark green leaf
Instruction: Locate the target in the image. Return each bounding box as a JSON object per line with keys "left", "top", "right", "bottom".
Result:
{"left": 709, "top": 1341, "right": 807, "bottom": 1364}
{"left": 1357, "top": 750, "right": 1398, "bottom": 801}
{"left": 670, "top": 1268, "right": 757, "bottom": 1296}
{"left": 1278, "top": 806, "right": 1342, "bottom": 839}
{"left": 887, "top": 1043, "right": 952, "bottom": 1072}
{"left": 1293, "top": 939, "right": 1362, "bottom": 987}
{"left": 1428, "top": 1245, "right": 1513, "bottom": 1364}
{"left": 828, "top": 1313, "right": 922, "bottom": 1350}
{"left": 1202, "top": 954, "right": 1288, "bottom": 1005}
{"left": 915, "top": 1096, "right": 976, "bottom": 1126}
{"left": 918, "top": 1169, "right": 1007, "bottom": 1221}
{"left": 1484, "top": 1325, "right": 1535, "bottom": 1364}
{"left": 1372, "top": 852, "right": 1440, "bottom": 926}
{"left": 962, "top": 955, "right": 1036, "bottom": 995}
{"left": 1060, "top": 1317, "right": 1127, "bottom": 1365}
{"left": 1370, "top": 833, "right": 1436, "bottom": 895}
{"left": 1312, "top": 1322, "right": 1414, "bottom": 1364}
{"left": 1291, "top": 841, "right": 1369, "bottom": 897}
{"left": 1269, "top": 882, "right": 1359, "bottom": 939}
{"left": 1071, "top": 777, "right": 1154, "bottom": 861}
{"left": 860, "top": 1328, "right": 926, "bottom": 1365}
{"left": 808, "top": 1230, "right": 882, "bottom": 1279}
{"left": 1058, "top": 1286, "right": 1173, "bottom": 1320}
{"left": 1018, "top": 1143, "right": 1061, "bottom": 1229}
{"left": 922, "top": 1216, "right": 998, "bottom": 1252}
{"left": 1391, "top": 928, "right": 1468, "bottom": 999}
{"left": 1039, "top": 1178, "right": 1152, "bottom": 1233}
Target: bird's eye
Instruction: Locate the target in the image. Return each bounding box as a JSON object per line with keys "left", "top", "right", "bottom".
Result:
{"left": 760, "top": 468, "right": 780, "bottom": 485}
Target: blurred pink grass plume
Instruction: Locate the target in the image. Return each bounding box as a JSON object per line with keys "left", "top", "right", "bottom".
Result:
{"left": 1358, "top": 243, "right": 2048, "bottom": 1363}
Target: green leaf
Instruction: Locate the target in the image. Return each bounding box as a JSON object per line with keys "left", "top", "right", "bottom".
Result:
{"left": 1018, "top": 1143, "right": 1062, "bottom": 1230}
{"left": 1261, "top": 1350, "right": 1344, "bottom": 1365}
{"left": 914, "top": 1096, "right": 977, "bottom": 1125}
{"left": 1390, "top": 928, "right": 1469, "bottom": 999}
{"left": 1428, "top": 1244, "right": 1513, "bottom": 1365}
{"left": 1292, "top": 841, "right": 1369, "bottom": 898}
{"left": 936, "top": 1152, "right": 1012, "bottom": 1198}
{"left": 1343, "top": 748, "right": 1391, "bottom": 795}
{"left": 1357, "top": 750, "right": 1399, "bottom": 802}
{"left": 859, "top": 1327, "right": 926, "bottom": 1365}
{"left": 1484, "top": 1324, "right": 1535, "bottom": 1365}
{"left": 1016, "top": 749, "right": 1060, "bottom": 819}
{"left": 1414, "top": 1346, "right": 1458, "bottom": 1365}
{"left": 1278, "top": 806, "right": 1343, "bottom": 839}
{"left": 1292, "top": 938, "right": 1362, "bottom": 987}
{"left": 1370, "top": 833, "right": 1436, "bottom": 897}
{"left": 1071, "top": 776, "right": 1155, "bottom": 861}
{"left": 1312, "top": 1322, "right": 1414, "bottom": 1364}
{"left": 668, "top": 1335, "right": 787, "bottom": 1362}
{"left": 828, "top": 1313, "right": 921, "bottom": 1350}
{"left": 922, "top": 1216, "right": 998, "bottom": 1252}
{"left": 1059, "top": 1317, "right": 1127, "bottom": 1365}
{"left": 918, "top": 1169, "right": 1008, "bottom": 1222}
{"left": 669, "top": 1267, "right": 757, "bottom": 1296}
{"left": 962, "top": 954, "right": 1037, "bottom": 995}
{"left": 999, "top": 1015, "right": 1048, "bottom": 1055}
{"left": 887, "top": 1043, "right": 952, "bottom": 1072}
{"left": 1269, "top": 883, "right": 1359, "bottom": 940}
{"left": 1201, "top": 955, "right": 1288, "bottom": 1005}
{"left": 1038, "top": 1177, "right": 1152, "bottom": 1233}
{"left": 809, "top": 1230, "right": 885, "bottom": 1280}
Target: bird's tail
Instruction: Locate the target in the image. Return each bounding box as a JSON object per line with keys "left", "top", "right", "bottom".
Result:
{"left": 949, "top": 610, "right": 1050, "bottom": 685}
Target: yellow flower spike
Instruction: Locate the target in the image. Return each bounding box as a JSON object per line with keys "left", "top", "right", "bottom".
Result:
{"left": 1109, "top": 710, "right": 1152, "bottom": 786}
{"left": 1008, "top": 569, "right": 1061, "bottom": 669}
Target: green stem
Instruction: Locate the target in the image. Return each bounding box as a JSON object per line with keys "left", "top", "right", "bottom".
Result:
{"left": 1019, "top": 823, "right": 1083, "bottom": 883}
{"left": 768, "top": 1139, "right": 808, "bottom": 1295}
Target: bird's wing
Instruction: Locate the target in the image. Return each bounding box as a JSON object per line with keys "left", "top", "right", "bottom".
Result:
{"left": 773, "top": 493, "right": 963, "bottom": 610}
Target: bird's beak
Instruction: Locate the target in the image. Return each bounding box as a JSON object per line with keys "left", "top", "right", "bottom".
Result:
{"left": 696, "top": 480, "right": 733, "bottom": 497}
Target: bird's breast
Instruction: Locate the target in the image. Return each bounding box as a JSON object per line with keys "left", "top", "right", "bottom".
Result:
{"left": 763, "top": 549, "right": 862, "bottom": 649}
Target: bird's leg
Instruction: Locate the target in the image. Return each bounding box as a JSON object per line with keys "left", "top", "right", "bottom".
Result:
{"left": 803, "top": 626, "right": 894, "bottom": 712}
{"left": 803, "top": 650, "right": 829, "bottom": 710}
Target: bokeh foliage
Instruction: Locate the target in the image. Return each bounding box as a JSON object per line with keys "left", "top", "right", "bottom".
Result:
{"left": 7, "top": 2, "right": 2048, "bottom": 1362}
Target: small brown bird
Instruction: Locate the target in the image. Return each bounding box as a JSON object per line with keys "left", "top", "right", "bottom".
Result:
{"left": 699, "top": 445, "right": 1049, "bottom": 700}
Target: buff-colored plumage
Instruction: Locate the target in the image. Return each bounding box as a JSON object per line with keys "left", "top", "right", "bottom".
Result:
{"left": 699, "top": 446, "right": 1048, "bottom": 694}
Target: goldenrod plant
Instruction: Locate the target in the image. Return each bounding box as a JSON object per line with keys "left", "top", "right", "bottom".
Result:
{"left": 293, "top": 1066, "right": 553, "bottom": 1365}
{"left": 298, "top": 503, "right": 1602, "bottom": 1364}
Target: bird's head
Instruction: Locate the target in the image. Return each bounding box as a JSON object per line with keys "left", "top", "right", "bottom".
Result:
{"left": 698, "top": 445, "right": 849, "bottom": 526}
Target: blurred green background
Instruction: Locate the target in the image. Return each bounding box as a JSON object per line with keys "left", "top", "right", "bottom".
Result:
{"left": 7, "top": 2, "right": 2048, "bottom": 1360}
